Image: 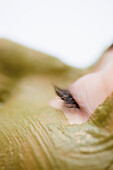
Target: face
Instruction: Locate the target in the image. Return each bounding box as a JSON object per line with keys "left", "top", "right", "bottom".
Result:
{"left": 0, "top": 39, "right": 113, "bottom": 170}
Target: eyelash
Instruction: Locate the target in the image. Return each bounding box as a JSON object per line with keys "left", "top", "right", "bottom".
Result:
{"left": 54, "top": 86, "right": 80, "bottom": 109}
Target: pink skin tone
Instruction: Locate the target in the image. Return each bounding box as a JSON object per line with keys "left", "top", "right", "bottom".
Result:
{"left": 50, "top": 49, "right": 113, "bottom": 124}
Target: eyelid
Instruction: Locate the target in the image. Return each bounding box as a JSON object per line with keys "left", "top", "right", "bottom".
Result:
{"left": 54, "top": 86, "right": 80, "bottom": 109}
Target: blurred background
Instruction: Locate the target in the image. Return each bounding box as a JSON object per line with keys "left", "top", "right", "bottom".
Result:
{"left": 0, "top": 0, "right": 113, "bottom": 68}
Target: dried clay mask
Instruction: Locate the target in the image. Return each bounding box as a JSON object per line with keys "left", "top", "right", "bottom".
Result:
{"left": 0, "top": 39, "right": 113, "bottom": 170}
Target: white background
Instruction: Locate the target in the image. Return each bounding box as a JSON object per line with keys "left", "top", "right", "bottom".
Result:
{"left": 0, "top": 0, "right": 113, "bottom": 68}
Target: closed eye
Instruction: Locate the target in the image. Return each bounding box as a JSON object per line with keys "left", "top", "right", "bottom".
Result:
{"left": 54, "top": 86, "right": 80, "bottom": 109}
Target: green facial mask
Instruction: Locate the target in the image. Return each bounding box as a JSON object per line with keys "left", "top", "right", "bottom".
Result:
{"left": 0, "top": 39, "right": 113, "bottom": 170}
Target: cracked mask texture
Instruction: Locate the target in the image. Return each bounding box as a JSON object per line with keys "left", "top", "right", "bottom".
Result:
{"left": 0, "top": 39, "right": 113, "bottom": 170}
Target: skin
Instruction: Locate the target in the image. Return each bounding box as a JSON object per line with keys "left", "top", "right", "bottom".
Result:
{"left": 50, "top": 46, "right": 113, "bottom": 125}
{"left": 0, "top": 39, "right": 113, "bottom": 170}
